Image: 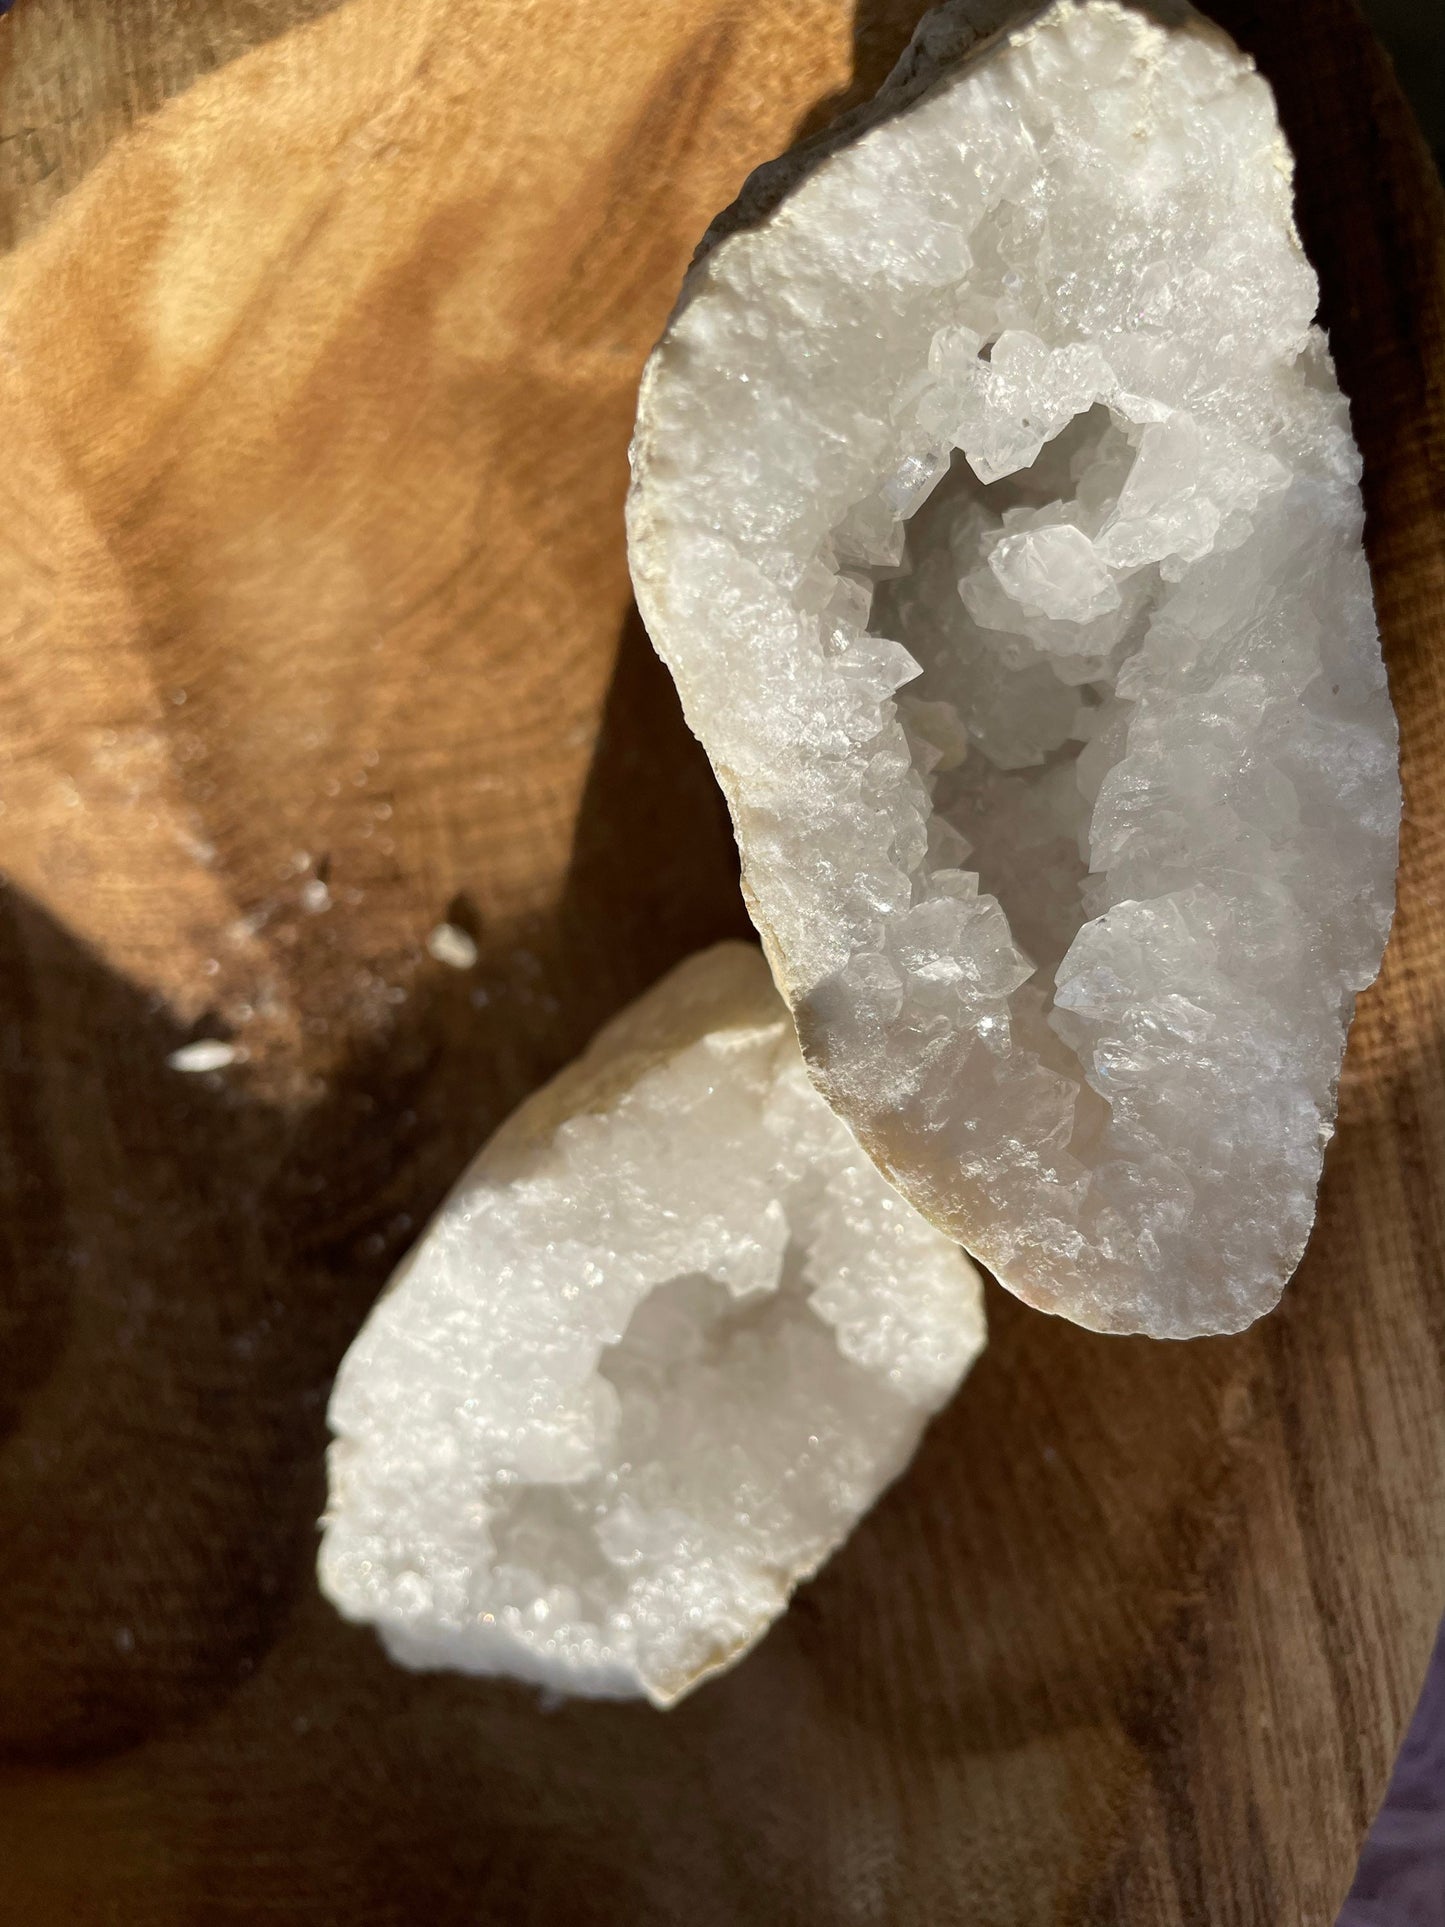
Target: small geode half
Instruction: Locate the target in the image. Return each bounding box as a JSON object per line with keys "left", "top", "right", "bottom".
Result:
{"left": 320, "top": 944, "right": 984, "bottom": 1705}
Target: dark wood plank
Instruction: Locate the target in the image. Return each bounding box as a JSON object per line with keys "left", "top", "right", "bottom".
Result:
{"left": 0, "top": 1, "right": 1440, "bottom": 1920}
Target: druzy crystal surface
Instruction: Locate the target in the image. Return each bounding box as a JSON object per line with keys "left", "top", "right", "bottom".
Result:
{"left": 320, "top": 944, "right": 985, "bottom": 1706}
{"left": 628, "top": 0, "right": 1399, "bottom": 1336}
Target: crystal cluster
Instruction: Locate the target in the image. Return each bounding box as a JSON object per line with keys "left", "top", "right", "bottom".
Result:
{"left": 320, "top": 945, "right": 985, "bottom": 1705}
{"left": 628, "top": 0, "right": 1399, "bottom": 1336}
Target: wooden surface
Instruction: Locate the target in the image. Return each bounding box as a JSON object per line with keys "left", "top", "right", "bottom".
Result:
{"left": 0, "top": 0, "right": 1441, "bottom": 1920}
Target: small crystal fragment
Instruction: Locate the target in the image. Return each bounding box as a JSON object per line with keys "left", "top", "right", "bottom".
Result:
{"left": 426, "top": 921, "right": 479, "bottom": 969}
{"left": 166, "top": 1039, "right": 238, "bottom": 1073}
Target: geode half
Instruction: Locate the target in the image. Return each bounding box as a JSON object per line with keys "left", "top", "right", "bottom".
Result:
{"left": 628, "top": 0, "right": 1399, "bottom": 1337}
{"left": 320, "top": 944, "right": 985, "bottom": 1705}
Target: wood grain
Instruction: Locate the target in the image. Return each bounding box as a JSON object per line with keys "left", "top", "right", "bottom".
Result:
{"left": 0, "top": 0, "right": 1440, "bottom": 1920}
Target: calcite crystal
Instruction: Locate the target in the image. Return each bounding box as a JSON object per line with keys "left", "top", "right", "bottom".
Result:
{"left": 628, "top": 0, "right": 1399, "bottom": 1337}
{"left": 320, "top": 944, "right": 985, "bottom": 1706}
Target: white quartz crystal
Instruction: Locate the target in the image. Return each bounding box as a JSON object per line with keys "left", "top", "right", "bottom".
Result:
{"left": 628, "top": 0, "right": 1399, "bottom": 1337}
{"left": 320, "top": 944, "right": 985, "bottom": 1706}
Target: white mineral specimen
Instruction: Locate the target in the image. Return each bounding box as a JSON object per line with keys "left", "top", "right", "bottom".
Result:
{"left": 628, "top": 0, "right": 1399, "bottom": 1337}
{"left": 166, "top": 1039, "right": 238, "bottom": 1073}
{"left": 319, "top": 943, "right": 985, "bottom": 1706}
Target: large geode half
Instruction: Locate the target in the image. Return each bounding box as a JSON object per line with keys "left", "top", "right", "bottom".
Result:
{"left": 628, "top": 0, "right": 1400, "bottom": 1337}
